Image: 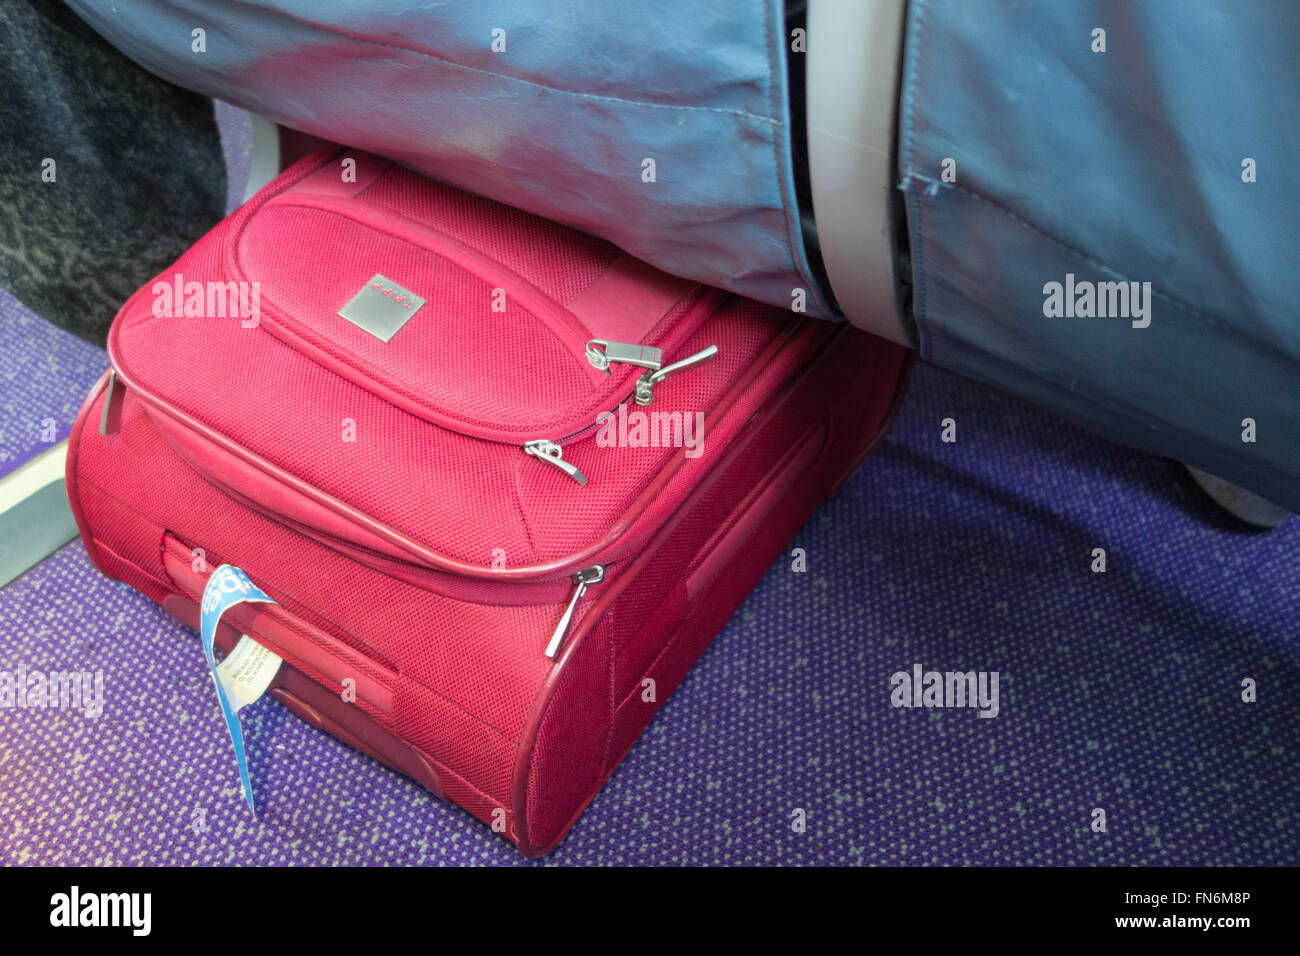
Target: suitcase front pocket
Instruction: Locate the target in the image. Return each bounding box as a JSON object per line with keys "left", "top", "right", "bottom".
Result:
{"left": 228, "top": 189, "right": 719, "bottom": 447}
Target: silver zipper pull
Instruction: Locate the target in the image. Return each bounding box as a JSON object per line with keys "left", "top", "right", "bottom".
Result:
{"left": 544, "top": 566, "right": 605, "bottom": 659}
{"left": 523, "top": 439, "right": 588, "bottom": 486}
{"left": 585, "top": 340, "right": 663, "bottom": 376}
{"left": 99, "top": 369, "right": 126, "bottom": 436}
{"left": 635, "top": 345, "right": 718, "bottom": 406}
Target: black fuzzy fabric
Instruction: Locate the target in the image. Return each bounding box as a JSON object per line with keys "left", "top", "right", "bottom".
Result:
{"left": 0, "top": 0, "right": 225, "bottom": 346}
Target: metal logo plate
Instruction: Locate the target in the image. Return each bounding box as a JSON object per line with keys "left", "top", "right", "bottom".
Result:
{"left": 337, "top": 273, "right": 425, "bottom": 342}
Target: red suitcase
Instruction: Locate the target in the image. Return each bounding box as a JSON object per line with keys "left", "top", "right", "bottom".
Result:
{"left": 66, "top": 145, "right": 909, "bottom": 854}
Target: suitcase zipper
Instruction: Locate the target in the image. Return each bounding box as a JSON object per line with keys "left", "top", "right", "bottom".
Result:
{"left": 587, "top": 339, "right": 718, "bottom": 407}
{"left": 585, "top": 340, "right": 664, "bottom": 374}
{"left": 523, "top": 439, "right": 588, "bottom": 485}
{"left": 544, "top": 565, "right": 604, "bottom": 658}
{"left": 631, "top": 344, "right": 718, "bottom": 406}
{"left": 523, "top": 342, "right": 720, "bottom": 485}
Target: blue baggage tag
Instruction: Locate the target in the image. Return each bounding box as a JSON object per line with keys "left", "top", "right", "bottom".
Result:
{"left": 199, "top": 564, "right": 281, "bottom": 814}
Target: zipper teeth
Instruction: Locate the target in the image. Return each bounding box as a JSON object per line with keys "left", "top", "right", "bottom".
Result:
{"left": 550, "top": 386, "right": 640, "bottom": 444}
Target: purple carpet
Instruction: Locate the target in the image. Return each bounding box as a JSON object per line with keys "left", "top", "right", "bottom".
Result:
{"left": 0, "top": 354, "right": 1296, "bottom": 865}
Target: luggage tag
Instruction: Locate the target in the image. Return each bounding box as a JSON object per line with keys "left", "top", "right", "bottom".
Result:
{"left": 199, "top": 565, "right": 284, "bottom": 814}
